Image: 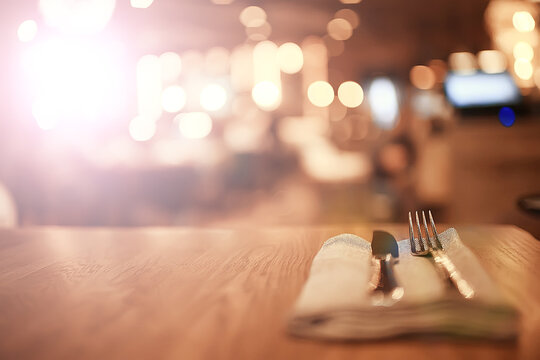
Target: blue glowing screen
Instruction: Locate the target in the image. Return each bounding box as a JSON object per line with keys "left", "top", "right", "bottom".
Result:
{"left": 444, "top": 72, "right": 521, "bottom": 108}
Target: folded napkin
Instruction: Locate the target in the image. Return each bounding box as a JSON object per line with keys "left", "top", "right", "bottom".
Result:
{"left": 288, "top": 228, "right": 519, "bottom": 340}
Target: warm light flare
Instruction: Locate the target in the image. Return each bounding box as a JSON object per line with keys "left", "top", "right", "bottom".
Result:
{"left": 334, "top": 9, "right": 359, "bottom": 29}
{"left": 161, "top": 85, "right": 186, "bottom": 113}
{"left": 239, "top": 6, "right": 267, "bottom": 27}
{"left": 514, "top": 59, "right": 533, "bottom": 80}
{"left": 513, "top": 41, "right": 534, "bottom": 61}
{"left": 337, "top": 81, "right": 364, "bottom": 108}
{"left": 449, "top": 52, "right": 477, "bottom": 74}
{"left": 17, "top": 20, "right": 38, "bottom": 42}
{"left": 230, "top": 44, "right": 254, "bottom": 92}
{"left": 39, "top": 0, "right": 116, "bottom": 34}
{"left": 252, "top": 81, "right": 281, "bottom": 111}
{"left": 177, "top": 112, "right": 213, "bottom": 139}
{"left": 200, "top": 84, "right": 228, "bottom": 112}
{"left": 513, "top": 11, "right": 535, "bottom": 32}
{"left": 246, "top": 22, "right": 272, "bottom": 41}
{"left": 252, "top": 41, "right": 281, "bottom": 110}
{"left": 131, "top": 0, "right": 154, "bottom": 9}
{"left": 23, "top": 38, "right": 125, "bottom": 129}
{"left": 159, "top": 52, "right": 182, "bottom": 82}
{"left": 129, "top": 116, "right": 156, "bottom": 141}
{"left": 307, "top": 81, "right": 334, "bottom": 107}
{"left": 477, "top": 50, "right": 507, "bottom": 74}
{"left": 327, "top": 18, "right": 353, "bottom": 41}
{"left": 277, "top": 42, "right": 304, "bottom": 74}
{"left": 409, "top": 65, "right": 436, "bottom": 90}
{"left": 137, "top": 54, "right": 162, "bottom": 121}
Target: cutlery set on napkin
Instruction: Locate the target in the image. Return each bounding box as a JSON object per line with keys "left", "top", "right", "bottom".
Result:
{"left": 288, "top": 212, "right": 519, "bottom": 341}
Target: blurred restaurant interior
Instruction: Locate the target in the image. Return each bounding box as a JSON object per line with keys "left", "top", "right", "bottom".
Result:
{"left": 0, "top": 0, "right": 539, "bottom": 236}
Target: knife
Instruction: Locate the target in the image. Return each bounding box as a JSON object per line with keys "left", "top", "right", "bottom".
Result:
{"left": 370, "top": 230, "right": 404, "bottom": 306}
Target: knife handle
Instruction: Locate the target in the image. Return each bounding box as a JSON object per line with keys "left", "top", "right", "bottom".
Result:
{"left": 431, "top": 250, "right": 475, "bottom": 299}
{"left": 376, "top": 255, "right": 399, "bottom": 292}
{"left": 370, "top": 254, "right": 404, "bottom": 306}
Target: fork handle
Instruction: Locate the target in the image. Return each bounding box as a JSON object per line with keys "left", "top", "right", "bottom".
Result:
{"left": 431, "top": 250, "right": 475, "bottom": 299}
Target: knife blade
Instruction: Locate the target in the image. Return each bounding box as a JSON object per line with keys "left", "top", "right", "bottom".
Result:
{"left": 370, "top": 230, "right": 403, "bottom": 306}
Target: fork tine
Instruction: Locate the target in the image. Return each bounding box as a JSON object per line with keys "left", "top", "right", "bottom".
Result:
{"left": 428, "top": 210, "right": 443, "bottom": 249}
{"left": 408, "top": 211, "right": 417, "bottom": 253}
{"left": 414, "top": 211, "right": 426, "bottom": 252}
{"left": 421, "top": 211, "right": 435, "bottom": 249}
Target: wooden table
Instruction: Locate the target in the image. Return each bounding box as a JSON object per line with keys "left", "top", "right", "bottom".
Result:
{"left": 0, "top": 225, "right": 539, "bottom": 360}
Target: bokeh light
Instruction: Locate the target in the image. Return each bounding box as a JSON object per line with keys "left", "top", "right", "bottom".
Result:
{"left": 514, "top": 58, "right": 533, "bottom": 80}
{"left": 498, "top": 107, "right": 515, "bottom": 127}
{"left": 23, "top": 38, "right": 125, "bottom": 128}
{"left": 230, "top": 44, "right": 254, "bottom": 92}
{"left": 308, "top": 81, "right": 334, "bottom": 107}
{"left": 129, "top": 116, "right": 156, "bottom": 141}
{"left": 252, "top": 81, "right": 281, "bottom": 111}
{"left": 277, "top": 42, "right": 304, "bottom": 74}
{"left": 159, "top": 52, "right": 182, "bottom": 82}
{"left": 513, "top": 11, "right": 535, "bottom": 32}
{"left": 337, "top": 81, "right": 364, "bottom": 108}
{"left": 176, "top": 112, "right": 213, "bottom": 139}
{"left": 161, "top": 85, "right": 187, "bottom": 113}
{"left": 39, "top": 0, "right": 116, "bottom": 34}
{"left": 200, "top": 84, "right": 228, "bottom": 112}
{"left": 239, "top": 6, "right": 267, "bottom": 27}
{"left": 131, "top": 0, "right": 154, "bottom": 9}
{"left": 253, "top": 41, "right": 281, "bottom": 109}
{"left": 137, "top": 54, "right": 162, "bottom": 121}
{"left": 334, "top": 9, "right": 359, "bottom": 29}
{"left": 368, "top": 77, "right": 399, "bottom": 129}
{"left": 340, "top": 0, "right": 362, "bottom": 4}
{"left": 477, "top": 50, "right": 507, "bottom": 74}
{"left": 448, "top": 52, "right": 477, "bottom": 74}
{"left": 327, "top": 18, "right": 353, "bottom": 41}
{"left": 17, "top": 20, "right": 38, "bottom": 42}
{"left": 513, "top": 41, "right": 534, "bottom": 61}
{"left": 246, "top": 22, "right": 272, "bottom": 41}
{"left": 409, "top": 65, "right": 436, "bottom": 90}
{"left": 300, "top": 140, "right": 372, "bottom": 182}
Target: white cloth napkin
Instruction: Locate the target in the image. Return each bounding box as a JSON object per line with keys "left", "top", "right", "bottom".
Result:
{"left": 288, "top": 228, "right": 519, "bottom": 340}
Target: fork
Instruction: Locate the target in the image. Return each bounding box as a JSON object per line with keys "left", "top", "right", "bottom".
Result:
{"left": 408, "top": 210, "right": 475, "bottom": 299}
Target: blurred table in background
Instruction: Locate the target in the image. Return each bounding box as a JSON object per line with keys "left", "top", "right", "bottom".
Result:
{"left": 0, "top": 225, "right": 538, "bottom": 360}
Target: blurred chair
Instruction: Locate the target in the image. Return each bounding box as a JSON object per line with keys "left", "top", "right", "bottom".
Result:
{"left": 0, "top": 182, "right": 17, "bottom": 227}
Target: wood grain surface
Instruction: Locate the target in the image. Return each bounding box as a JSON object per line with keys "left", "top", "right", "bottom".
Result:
{"left": 0, "top": 225, "right": 538, "bottom": 360}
